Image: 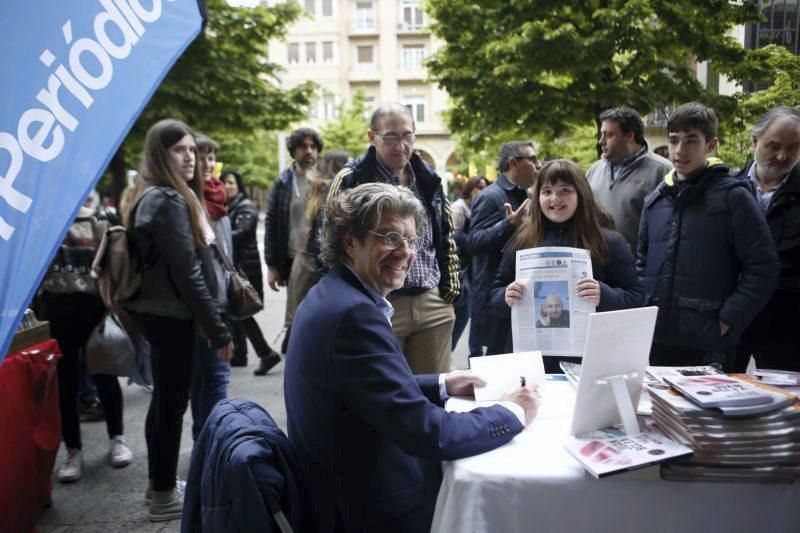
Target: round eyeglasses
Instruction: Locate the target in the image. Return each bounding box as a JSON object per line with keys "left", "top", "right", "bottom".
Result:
{"left": 368, "top": 230, "right": 422, "bottom": 251}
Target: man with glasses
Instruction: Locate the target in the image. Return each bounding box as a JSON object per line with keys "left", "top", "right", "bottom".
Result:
{"left": 327, "top": 103, "right": 460, "bottom": 374}
{"left": 587, "top": 106, "right": 671, "bottom": 251}
{"left": 462, "top": 141, "right": 537, "bottom": 356}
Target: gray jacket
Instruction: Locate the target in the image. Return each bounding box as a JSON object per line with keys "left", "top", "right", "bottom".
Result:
{"left": 587, "top": 146, "right": 672, "bottom": 251}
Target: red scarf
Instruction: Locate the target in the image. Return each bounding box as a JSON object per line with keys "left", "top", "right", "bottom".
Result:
{"left": 203, "top": 178, "right": 228, "bottom": 221}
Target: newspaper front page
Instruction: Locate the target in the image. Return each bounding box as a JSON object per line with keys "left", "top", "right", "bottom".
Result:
{"left": 511, "top": 246, "right": 596, "bottom": 356}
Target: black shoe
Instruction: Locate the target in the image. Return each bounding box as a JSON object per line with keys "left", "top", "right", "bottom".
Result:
{"left": 79, "top": 401, "right": 105, "bottom": 422}
{"left": 230, "top": 355, "right": 248, "bottom": 367}
{"left": 253, "top": 352, "right": 281, "bottom": 376}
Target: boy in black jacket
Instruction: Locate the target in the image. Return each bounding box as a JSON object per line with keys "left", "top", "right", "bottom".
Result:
{"left": 636, "top": 103, "right": 779, "bottom": 370}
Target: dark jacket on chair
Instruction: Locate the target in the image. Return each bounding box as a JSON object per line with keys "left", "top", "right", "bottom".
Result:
{"left": 182, "top": 398, "right": 305, "bottom": 533}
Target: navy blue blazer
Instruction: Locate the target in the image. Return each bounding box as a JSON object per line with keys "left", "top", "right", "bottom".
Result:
{"left": 284, "top": 265, "right": 523, "bottom": 532}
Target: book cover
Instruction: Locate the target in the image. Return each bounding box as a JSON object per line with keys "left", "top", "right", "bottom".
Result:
{"left": 661, "top": 372, "right": 775, "bottom": 409}
{"left": 564, "top": 427, "right": 692, "bottom": 478}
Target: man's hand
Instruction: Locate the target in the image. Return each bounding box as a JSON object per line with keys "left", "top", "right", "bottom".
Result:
{"left": 444, "top": 370, "right": 487, "bottom": 397}
{"left": 267, "top": 265, "right": 285, "bottom": 292}
{"left": 504, "top": 199, "right": 531, "bottom": 227}
{"left": 501, "top": 384, "right": 540, "bottom": 426}
{"left": 575, "top": 277, "right": 601, "bottom": 305}
{"left": 504, "top": 281, "right": 527, "bottom": 308}
{"left": 720, "top": 321, "right": 730, "bottom": 336}
{"left": 217, "top": 342, "right": 233, "bottom": 363}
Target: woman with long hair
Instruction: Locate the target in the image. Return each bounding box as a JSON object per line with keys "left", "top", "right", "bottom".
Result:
{"left": 489, "top": 159, "right": 644, "bottom": 372}
{"left": 221, "top": 168, "right": 282, "bottom": 375}
{"left": 125, "top": 119, "right": 232, "bottom": 522}
{"left": 451, "top": 175, "right": 490, "bottom": 352}
{"left": 283, "top": 150, "right": 350, "bottom": 343}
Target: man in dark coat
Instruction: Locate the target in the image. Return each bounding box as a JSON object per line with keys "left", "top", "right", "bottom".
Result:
{"left": 734, "top": 107, "right": 800, "bottom": 371}
{"left": 462, "top": 141, "right": 537, "bottom": 355}
{"left": 286, "top": 183, "right": 538, "bottom": 532}
{"left": 637, "top": 103, "right": 779, "bottom": 370}
{"left": 326, "top": 103, "right": 460, "bottom": 374}
{"left": 264, "top": 127, "right": 322, "bottom": 354}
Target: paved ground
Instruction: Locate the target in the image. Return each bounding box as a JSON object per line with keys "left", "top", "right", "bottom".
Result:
{"left": 36, "top": 221, "right": 472, "bottom": 531}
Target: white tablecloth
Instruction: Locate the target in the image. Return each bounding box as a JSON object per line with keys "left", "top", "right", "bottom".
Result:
{"left": 432, "top": 380, "right": 799, "bottom": 533}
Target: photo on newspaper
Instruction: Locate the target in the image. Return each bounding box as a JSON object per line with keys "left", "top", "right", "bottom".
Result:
{"left": 511, "top": 246, "right": 596, "bottom": 356}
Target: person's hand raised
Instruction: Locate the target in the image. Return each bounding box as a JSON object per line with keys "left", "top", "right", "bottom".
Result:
{"left": 504, "top": 199, "right": 531, "bottom": 227}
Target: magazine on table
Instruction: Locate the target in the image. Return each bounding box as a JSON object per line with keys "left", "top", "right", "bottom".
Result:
{"left": 657, "top": 368, "right": 776, "bottom": 409}
{"left": 646, "top": 381, "right": 794, "bottom": 418}
{"left": 511, "top": 246, "right": 595, "bottom": 357}
{"left": 564, "top": 426, "right": 692, "bottom": 478}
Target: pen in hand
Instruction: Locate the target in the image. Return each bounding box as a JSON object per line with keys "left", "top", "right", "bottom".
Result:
{"left": 520, "top": 376, "right": 526, "bottom": 387}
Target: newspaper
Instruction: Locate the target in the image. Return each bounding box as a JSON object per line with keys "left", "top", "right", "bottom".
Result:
{"left": 511, "top": 247, "right": 595, "bottom": 356}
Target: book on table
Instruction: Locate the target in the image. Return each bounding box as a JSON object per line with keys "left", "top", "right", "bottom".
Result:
{"left": 647, "top": 376, "right": 800, "bottom": 483}
{"left": 658, "top": 367, "right": 777, "bottom": 409}
{"left": 564, "top": 426, "right": 692, "bottom": 478}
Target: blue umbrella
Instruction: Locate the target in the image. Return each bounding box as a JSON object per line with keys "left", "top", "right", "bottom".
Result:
{"left": 0, "top": 0, "right": 207, "bottom": 360}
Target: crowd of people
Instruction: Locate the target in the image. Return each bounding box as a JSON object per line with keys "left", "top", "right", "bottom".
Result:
{"left": 37, "top": 100, "right": 800, "bottom": 529}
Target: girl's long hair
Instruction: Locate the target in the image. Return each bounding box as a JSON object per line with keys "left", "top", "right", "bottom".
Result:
{"left": 509, "top": 159, "right": 610, "bottom": 264}
{"left": 128, "top": 119, "right": 208, "bottom": 248}
{"left": 306, "top": 151, "right": 350, "bottom": 220}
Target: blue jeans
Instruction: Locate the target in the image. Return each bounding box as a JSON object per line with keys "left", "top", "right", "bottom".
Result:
{"left": 191, "top": 334, "right": 231, "bottom": 440}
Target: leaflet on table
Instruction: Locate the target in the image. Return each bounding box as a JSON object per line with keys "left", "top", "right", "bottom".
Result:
{"left": 564, "top": 427, "right": 692, "bottom": 478}
{"left": 647, "top": 381, "right": 794, "bottom": 417}
{"left": 469, "top": 351, "right": 546, "bottom": 402}
{"left": 511, "top": 247, "right": 595, "bottom": 356}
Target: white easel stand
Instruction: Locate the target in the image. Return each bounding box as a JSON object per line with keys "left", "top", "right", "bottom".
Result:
{"left": 594, "top": 372, "right": 640, "bottom": 435}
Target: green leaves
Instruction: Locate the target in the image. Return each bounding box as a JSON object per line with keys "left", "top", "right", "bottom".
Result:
{"left": 426, "top": 0, "right": 767, "bottom": 162}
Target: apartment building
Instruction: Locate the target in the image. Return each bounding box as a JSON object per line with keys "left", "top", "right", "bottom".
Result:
{"left": 264, "top": 0, "right": 457, "bottom": 174}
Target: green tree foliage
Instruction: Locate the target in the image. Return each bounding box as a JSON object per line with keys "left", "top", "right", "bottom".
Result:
{"left": 425, "top": 0, "right": 762, "bottom": 155}
{"left": 538, "top": 123, "right": 599, "bottom": 169}
{"left": 104, "top": 0, "right": 314, "bottom": 198}
{"left": 320, "top": 90, "right": 370, "bottom": 157}
{"left": 215, "top": 129, "right": 279, "bottom": 189}
{"left": 719, "top": 44, "right": 800, "bottom": 170}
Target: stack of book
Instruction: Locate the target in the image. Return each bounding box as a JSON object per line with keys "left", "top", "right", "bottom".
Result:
{"left": 646, "top": 367, "right": 800, "bottom": 483}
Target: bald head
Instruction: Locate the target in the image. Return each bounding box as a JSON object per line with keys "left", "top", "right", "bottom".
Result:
{"left": 370, "top": 103, "right": 415, "bottom": 131}
{"left": 544, "top": 294, "right": 564, "bottom": 319}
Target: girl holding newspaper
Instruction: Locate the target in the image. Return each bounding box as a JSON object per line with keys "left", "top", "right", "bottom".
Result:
{"left": 490, "top": 159, "right": 644, "bottom": 367}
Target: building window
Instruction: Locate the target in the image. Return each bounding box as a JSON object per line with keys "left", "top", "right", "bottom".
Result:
{"left": 362, "top": 95, "right": 376, "bottom": 119}
{"left": 356, "top": 45, "right": 375, "bottom": 70}
{"left": 323, "top": 41, "right": 334, "bottom": 63}
{"left": 304, "top": 0, "right": 315, "bottom": 16}
{"left": 401, "top": 44, "right": 425, "bottom": 70}
{"left": 355, "top": 2, "right": 375, "bottom": 31}
{"left": 747, "top": 0, "right": 800, "bottom": 55}
{"left": 403, "top": 94, "right": 426, "bottom": 123}
{"left": 306, "top": 42, "right": 317, "bottom": 64}
{"left": 323, "top": 94, "right": 337, "bottom": 120}
{"left": 287, "top": 43, "right": 299, "bottom": 64}
{"left": 402, "top": 0, "right": 424, "bottom": 30}
{"left": 322, "top": 0, "right": 333, "bottom": 17}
